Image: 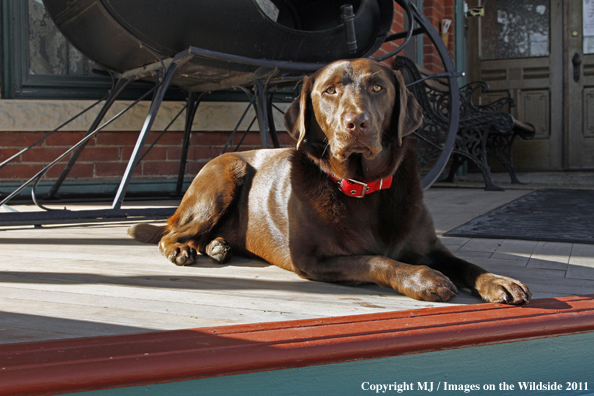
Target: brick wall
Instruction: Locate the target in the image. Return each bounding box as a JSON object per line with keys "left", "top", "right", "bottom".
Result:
{"left": 423, "top": 0, "right": 456, "bottom": 72}
{"left": 373, "top": 0, "right": 456, "bottom": 72}
{"left": 0, "top": 129, "right": 294, "bottom": 184}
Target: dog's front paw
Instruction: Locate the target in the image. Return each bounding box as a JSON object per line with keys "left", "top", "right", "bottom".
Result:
{"left": 475, "top": 273, "right": 532, "bottom": 305}
{"left": 206, "top": 238, "right": 232, "bottom": 264}
{"left": 160, "top": 242, "right": 196, "bottom": 266}
{"left": 401, "top": 266, "right": 459, "bottom": 302}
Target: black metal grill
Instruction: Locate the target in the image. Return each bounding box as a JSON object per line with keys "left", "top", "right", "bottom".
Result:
{"left": 44, "top": 0, "right": 393, "bottom": 87}
{"left": 0, "top": 0, "right": 461, "bottom": 226}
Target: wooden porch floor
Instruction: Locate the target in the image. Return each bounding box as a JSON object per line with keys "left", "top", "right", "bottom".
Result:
{"left": 1, "top": 188, "right": 594, "bottom": 345}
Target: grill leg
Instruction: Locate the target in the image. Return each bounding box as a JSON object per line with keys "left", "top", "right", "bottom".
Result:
{"left": 176, "top": 92, "right": 204, "bottom": 196}
{"left": 111, "top": 63, "right": 180, "bottom": 210}
{"left": 253, "top": 79, "right": 280, "bottom": 149}
{"left": 267, "top": 90, "right": 280, "bottom": 148}
{"left": 254, "top": 80, "right": 270, "bottom": 148}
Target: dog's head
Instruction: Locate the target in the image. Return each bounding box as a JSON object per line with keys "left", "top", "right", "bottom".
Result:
{"left": 284, "top": 58, "right": 423, "bottom": 179}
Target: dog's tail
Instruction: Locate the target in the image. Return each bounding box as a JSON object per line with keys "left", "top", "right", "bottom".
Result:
{"left": 127, "top": 223, "right": 166, "bottom": 244}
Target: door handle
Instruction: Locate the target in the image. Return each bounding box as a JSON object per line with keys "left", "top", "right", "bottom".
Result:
{"left": 572, "top": 53, "right": 582, "bottom": 82}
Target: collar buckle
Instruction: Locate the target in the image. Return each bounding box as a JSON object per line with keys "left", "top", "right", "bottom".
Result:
{"left": 340, "top": 178, "right": 369, "bottom": 198}
{"left": 330, "top": 172, "right": 392, "bottom": 198}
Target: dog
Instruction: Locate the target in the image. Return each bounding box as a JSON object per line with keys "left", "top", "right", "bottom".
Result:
{"left": 129, "top": 58, "right": 531, "bottom": 304}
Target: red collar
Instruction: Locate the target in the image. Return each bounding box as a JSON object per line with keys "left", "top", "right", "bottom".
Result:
{"left": 328, "top": 173, "right": 393, "bottom": 198}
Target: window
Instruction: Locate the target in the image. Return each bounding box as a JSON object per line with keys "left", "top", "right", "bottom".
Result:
{"left": 0, "top": 0, "right": 253, "bottom": 101}
{"left": 1, "top": 0, "right": 118, "bottom": 99}
{"left": 27, "top": 0, "right": 103, "bottom": 78}
{"left": 480, "top": 0, "right": 550, "bottom": 60}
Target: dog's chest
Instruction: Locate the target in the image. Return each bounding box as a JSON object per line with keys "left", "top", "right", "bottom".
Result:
{"left": 319, "top": 193, "right": 416, "bottom": 257}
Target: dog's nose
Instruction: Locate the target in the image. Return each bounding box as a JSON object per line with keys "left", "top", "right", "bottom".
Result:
{"left": 344, "top": 113, "right": 370, "bottom": 133}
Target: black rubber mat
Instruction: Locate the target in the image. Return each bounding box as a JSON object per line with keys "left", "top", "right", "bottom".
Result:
{"left": 444, "top": 189, "right": 594, "bottom": 244}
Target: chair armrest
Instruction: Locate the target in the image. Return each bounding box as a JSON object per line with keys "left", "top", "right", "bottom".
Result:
{"left": 513, "top": 120, "right": 536, "bottom": 140}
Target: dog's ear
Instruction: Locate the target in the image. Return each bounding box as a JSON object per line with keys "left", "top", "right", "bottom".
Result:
{"left": 392, "top": 70, "right": 423, "bottom": 146}
{"left": 283, "top": 75, "right": 318, "bottom": 150}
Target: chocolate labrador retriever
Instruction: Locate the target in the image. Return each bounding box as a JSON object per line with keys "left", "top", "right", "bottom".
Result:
{"left": 129, "top": 58, "right": 531, "bottom": 304}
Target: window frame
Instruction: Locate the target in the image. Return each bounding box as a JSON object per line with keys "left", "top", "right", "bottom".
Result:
{"left": 1, "top": 0, "right": 124, "bottom": 100}
{"left": 1, "top": 1, "right": 282, "bottom": 102}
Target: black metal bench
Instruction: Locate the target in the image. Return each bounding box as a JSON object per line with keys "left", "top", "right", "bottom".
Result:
{"left": 395, "top": 56, "right": 535, "bottom": 191}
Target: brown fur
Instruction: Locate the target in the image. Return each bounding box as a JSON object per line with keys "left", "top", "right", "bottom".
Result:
{"left": 129, "top": 59, "right": 531, "bottom": 304}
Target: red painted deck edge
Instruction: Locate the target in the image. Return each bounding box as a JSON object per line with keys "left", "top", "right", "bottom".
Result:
{"left": 2, "top": 294, "right": 594, "bottom": 396}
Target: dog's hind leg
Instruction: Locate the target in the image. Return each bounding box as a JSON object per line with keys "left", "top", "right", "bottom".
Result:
{"left": 159, "top": 155, "right": 247, "bottom": 266}
{"left": 128, "top": 223, "right": 166, "bottom": 243}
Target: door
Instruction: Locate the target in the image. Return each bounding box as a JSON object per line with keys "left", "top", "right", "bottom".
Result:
{"left": 567, "top": 0, "right": 594, "bottom": 169}
{"left": 466, "top": 0, "right": 564, "bottom": 171}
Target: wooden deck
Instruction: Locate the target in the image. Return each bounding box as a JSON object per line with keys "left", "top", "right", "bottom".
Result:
{"left": 2, "top": 187, "right": 594, "bottom": 345}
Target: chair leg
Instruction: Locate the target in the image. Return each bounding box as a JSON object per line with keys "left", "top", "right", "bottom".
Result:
{"left": 478, "top": 134, "right": 504, "bottom": 191}
{"left": 479, "top": 165, "right": 505, "bottom": 191}
{"left": 508, "top": 165, "right": 524, "bottom": 185}
{"left": 444, "top": 154, "right": 464, "bottom": 183}
{"left": 487, "top": 133, "right": 524, "bottom": 184}
{"left": 457, "top": 127, "right": 504, "bottom": 191}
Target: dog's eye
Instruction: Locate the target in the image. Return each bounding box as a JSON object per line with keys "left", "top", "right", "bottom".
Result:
{"left": 325, "top": 86, "right": 336, "bottom": 95}
{"left": 372, "top": 84, "right": 383, "bottom": 92}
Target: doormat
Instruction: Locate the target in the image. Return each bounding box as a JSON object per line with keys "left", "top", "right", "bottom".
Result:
{"left": 444, "top": 189, "right": 594, "bottom": 244}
